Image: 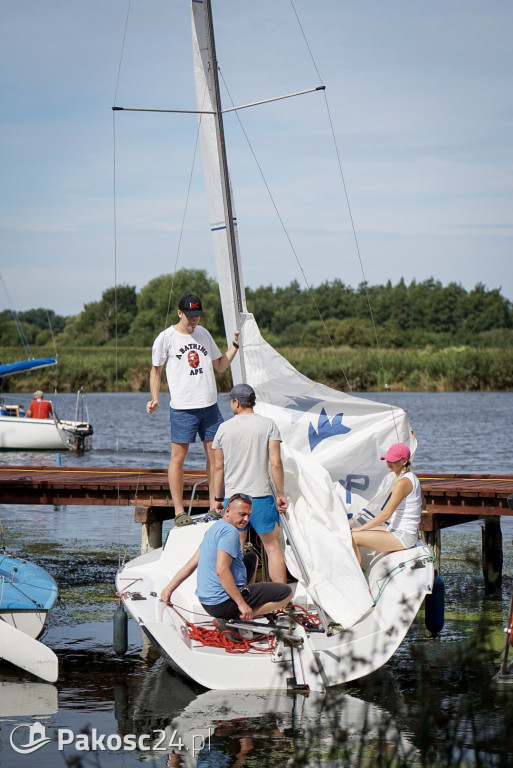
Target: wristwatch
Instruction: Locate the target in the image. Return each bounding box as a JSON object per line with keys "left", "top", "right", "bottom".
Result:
{"left": 214, "top": 497, "right": 224, "bottom": 502}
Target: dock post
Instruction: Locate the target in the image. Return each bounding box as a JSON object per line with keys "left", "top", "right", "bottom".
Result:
{"left": 482, "top": 515, "right": 503, "bottom": 594}
{"left": 135, "top": 507, "right": 164, "bottom": 554}
{"left": 422, "top": 528, "right": 441, "bottom": 573}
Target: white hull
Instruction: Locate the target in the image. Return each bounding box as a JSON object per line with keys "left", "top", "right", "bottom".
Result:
{"left": 117, "top": 521, "right": 434, "bottom": 692}
{"left": 0, "top": 619, "right": 58, "bottom": 683}
{"left": 0, "top": 414, "right": 92, "bottom": 451}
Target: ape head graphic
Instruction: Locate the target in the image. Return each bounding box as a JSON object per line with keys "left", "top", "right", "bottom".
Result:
{"left": 188, "top": 350, "right": 200, "bottom": 369}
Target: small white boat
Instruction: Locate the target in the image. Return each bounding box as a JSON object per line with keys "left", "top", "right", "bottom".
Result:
{"left": 0, "top": 550, "right": 59, "bottom": 682}
{"left": 117, "top": 517, "right": 433, "bottom": 692}
{"left": 116, "top": 0, "right": 435, "bottom": 691}
{"left": 0, "top": 358, "right": 93, "bottom": 452}
{"left": 0, "top": 401, "right": 93, "bottom": 452}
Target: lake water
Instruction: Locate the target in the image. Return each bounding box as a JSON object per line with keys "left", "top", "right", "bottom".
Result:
{"left": 0, "top": 391, "right": 512, "bottom": 766}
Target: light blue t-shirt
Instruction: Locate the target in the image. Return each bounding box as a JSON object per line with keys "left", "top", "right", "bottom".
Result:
{"left": 196, "top": 519, "right": 246, "bottom": 605}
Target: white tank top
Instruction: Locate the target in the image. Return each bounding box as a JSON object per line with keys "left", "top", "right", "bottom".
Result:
{"left": 388, "top": 471, "right": 421, "bottom": 535}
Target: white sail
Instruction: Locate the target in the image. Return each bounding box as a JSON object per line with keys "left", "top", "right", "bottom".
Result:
{"left": 191, "top": 0, "right": 416, "bottom": 627}
{"left": 191, "top": 0, "right": 246, "bottom": 384}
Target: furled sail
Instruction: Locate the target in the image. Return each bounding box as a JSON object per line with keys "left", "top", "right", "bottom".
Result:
{"left": 191, "top": 0, "right": 415, "bottom": 626}
{"left": 191, "top": 0, "right": 246, "bottom": 385}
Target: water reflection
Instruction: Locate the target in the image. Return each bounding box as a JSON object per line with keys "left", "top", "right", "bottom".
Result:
{"left": 0, "top": 677, "right": 58, "bottom": 717}
{"left": 114, "top": 660, "right": 417, "bottom": 767}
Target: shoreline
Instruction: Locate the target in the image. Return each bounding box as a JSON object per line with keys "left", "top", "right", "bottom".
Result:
{"left": 1, "top": 344, "right": 512, "bottom": 394}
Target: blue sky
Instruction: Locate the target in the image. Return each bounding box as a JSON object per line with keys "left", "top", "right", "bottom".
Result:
{"left": 1, "top": 0, "right": 512, "bottom": 318}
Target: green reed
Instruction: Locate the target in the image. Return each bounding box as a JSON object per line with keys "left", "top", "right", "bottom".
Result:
{"left": 1, "top": 345, "right": 511, "bottom": 393}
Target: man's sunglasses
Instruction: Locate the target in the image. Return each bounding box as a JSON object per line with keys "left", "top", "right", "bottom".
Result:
{"left": 227, "top": 492, "right": 253, "bottom": 506}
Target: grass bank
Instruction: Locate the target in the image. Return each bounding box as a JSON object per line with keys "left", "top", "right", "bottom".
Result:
{"left": 1, "top": 345, "right": 512, "bottom": 393}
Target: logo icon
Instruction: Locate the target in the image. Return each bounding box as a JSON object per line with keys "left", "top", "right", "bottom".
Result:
{"left": 10, "top": 722, "right": 51, "bottom": 754}
{"left": 308, "top": 408, "right": 351, "bottom": 451}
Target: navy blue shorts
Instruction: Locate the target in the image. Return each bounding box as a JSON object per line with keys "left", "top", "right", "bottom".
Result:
{"left": 170, "top": 403, "right": 223, "bottom": 444}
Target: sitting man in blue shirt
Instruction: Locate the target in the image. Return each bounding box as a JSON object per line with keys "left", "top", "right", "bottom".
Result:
{"left": 160, "top": 493, "right": 292, "bottom": 621}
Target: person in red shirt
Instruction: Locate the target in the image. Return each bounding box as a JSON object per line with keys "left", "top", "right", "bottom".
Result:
{"left": 25, "top": 390, "right": 54, "bottom": 419}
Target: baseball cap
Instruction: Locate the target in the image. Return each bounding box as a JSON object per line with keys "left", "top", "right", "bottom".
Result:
{"left": 229, "top": 383, "right": 255, "bottom": 401}
{"left": 178, "top": 294, "right": 205, "bottom": 317}
{"left": 380, "top": 443, "right": 411, "bottom": 462}
{"left": 33, "top": 390, "right": 44, "bottom": 397}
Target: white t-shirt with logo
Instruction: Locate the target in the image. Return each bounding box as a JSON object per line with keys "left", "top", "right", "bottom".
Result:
{"left": 152, "top": 325, "right": 222, "bottom": 410}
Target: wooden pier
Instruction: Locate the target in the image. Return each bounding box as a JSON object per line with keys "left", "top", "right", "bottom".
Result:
{"left": 1, "top": 465, "right": 512, "bottom": 588}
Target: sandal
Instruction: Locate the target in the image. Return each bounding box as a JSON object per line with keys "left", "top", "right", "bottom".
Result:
{"left": 174, "top": 512, "right": 194, "bottom": 527}
{"left": 203, "top": 509, "right": 223, "bottom": 522}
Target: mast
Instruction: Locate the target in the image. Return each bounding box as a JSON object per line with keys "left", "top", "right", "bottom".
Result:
{"left": 191, "top": 0, "right": 247, "bottom": 384}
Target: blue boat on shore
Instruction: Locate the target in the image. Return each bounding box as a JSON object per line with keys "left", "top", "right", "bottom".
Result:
{"left": 0, "top": 550, "right": 59, "bottom": 682}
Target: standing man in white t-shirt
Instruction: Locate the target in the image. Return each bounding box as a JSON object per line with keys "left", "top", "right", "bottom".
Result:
{"left": 146, "top": 294, "right": 240, "bottom": 523}
{"left": 212, "top": 383, "right": 288, "bottom": 582}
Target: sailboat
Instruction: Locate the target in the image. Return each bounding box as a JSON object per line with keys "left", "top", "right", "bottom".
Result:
{"left": 0, "top": 362, "right": 93, "bottom": 452}
{"left": 116, "top": 0, "right": 434, "bottom": 691}
{"left": 0, "top": 550, "right": 59, "bottom": 682}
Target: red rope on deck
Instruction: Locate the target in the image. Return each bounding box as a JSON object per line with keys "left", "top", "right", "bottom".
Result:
{"left": 166, "top": 601, "right": 276, "bottom": 654}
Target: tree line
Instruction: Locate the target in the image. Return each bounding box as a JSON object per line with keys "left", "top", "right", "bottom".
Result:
{"left": 1, "top": 270, "right": 512, "bottom": 351}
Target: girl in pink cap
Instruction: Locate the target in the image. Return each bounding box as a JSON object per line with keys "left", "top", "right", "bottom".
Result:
{"left": 351, "top": 443, "right": 422, "bottom": 564}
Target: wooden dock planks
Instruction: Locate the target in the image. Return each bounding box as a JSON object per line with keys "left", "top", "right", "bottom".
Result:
{"left": 1, "top": 465, "right": 512, "bottom": 526}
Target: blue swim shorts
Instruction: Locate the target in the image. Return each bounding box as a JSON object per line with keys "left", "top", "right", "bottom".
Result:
{"left": 227, "top": 494, "right": 278, "bottom": 535}
{"left": 170, "top": 403, "right": 223, "bottom": 444}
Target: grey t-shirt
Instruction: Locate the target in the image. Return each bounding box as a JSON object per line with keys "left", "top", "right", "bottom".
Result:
{"left": 212, "top": 413, "right": 281, "bottom": 498}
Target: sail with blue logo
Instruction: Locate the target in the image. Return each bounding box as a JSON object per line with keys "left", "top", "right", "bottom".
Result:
{"left": 191, "top": 0, "right": 415, "bottom": 626}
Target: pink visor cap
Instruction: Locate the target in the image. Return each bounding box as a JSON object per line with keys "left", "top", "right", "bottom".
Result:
{"left": 380, "top": 443, "right": 411, "bottom": 462}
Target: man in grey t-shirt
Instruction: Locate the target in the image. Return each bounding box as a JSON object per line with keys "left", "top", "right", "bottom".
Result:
{"left": 212, "top": 383, "right": 288, "bottom": 582}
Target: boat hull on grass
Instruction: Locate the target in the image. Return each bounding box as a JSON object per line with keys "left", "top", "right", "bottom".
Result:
{"left": 116, "top": 522, "right": 434, "bottom": 692}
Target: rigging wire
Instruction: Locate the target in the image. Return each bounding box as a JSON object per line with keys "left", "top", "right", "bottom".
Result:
{"left": 0, "top": 274, "right": 33, "bottom": 360}
{"left": 288, "top": 0, "right": 391, "bottom": 393}
{"left": 113, "top": 0, "right": 132, "bottom": 568}
{"left": 45, "top": 308, "right": 59, "bottom": 396}
{"left": 163, "top": 83, "right": 208, "bottom": 331}
{"left": 111, "top": 4, "right": 209, "bottom": 568}
{"left": 218, "top": 70, "right": 352, "bottom": 392}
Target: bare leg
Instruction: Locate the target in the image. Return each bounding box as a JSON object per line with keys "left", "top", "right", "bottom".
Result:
{"left": 351, "top": 528, "right": 405, "bottom": 565}
{"left": 203, "top": 439, "right": 216, "bottom": 509}
{"left": 239, "top": 529, "right": 248, "bottom": 549}
{"left": 168, "top": 442, "right": 189, "bottom": 517}
{"left": 259, "top": 525, "right": 287, "bottom": 583}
